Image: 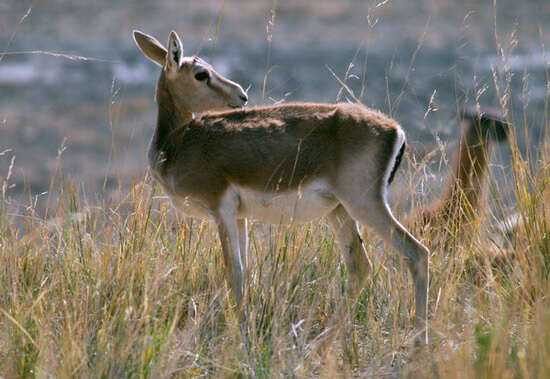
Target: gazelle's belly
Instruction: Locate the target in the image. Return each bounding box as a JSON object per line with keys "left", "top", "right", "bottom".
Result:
{"left": 160, "top": 177, "right": 338, "bottom": 224}
{"left": 234, "top": 180, "right": 338, "bottom": 224}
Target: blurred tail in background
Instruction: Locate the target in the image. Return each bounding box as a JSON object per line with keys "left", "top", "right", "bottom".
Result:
{"left": 356, "top": 108, "right": 508, "bottom": 249}
{"left": 409, "top": 108, "right": 508, "bottom": 234}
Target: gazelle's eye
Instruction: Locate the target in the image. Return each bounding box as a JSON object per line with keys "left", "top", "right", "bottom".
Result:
{"left": 194, "top": 71, "right": 209, "bottom": 81}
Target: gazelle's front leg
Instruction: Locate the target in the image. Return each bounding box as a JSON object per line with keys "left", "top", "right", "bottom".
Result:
{"left": 214, "top": 197, "right": 244, "bottom": 308}
{"left": 237, "top": 219, "right": 248, "bottom": 269}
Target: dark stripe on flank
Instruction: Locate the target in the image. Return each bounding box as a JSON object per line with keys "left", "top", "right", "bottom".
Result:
{"left": 388, "top": 141, "right": 405, "bottom": 185}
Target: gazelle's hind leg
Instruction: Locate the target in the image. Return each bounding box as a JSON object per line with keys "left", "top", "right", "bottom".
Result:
{"left": 337, "top": 192, "right": 429, "bottom": 330}
{"left": 333, "top": 128, "right": 429, "bottom": 343}
{"left": 327, "top": 205, "right": 371, "bottom": 295}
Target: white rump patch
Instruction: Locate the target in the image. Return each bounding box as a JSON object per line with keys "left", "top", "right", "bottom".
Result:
{"left": 383, "top": 128, "right": 406, "bottom": 198}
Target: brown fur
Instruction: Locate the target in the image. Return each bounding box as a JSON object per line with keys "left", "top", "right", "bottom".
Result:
{"left": 153, "top": 99, "right": 401, "bottom": 206}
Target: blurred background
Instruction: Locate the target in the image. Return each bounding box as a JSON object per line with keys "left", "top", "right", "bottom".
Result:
{"left": 0, "top": 0, "right": 548, "bottom": 209}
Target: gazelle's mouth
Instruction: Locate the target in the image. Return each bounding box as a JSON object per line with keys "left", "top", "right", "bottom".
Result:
{"left": 228, "top": 94, "right": 248, "bottom": 109}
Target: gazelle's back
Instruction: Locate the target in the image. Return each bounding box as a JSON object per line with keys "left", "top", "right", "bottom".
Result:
{"left": 161, "top": 102, "right": 402, "bottom": 193}
{"left": 199, "top": 102, "right": 399, "bottom": 137}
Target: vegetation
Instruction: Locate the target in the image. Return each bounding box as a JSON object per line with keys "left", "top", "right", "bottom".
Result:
{"left": 0, "top": 108, "right": 548, "bottom": 377}
{"left": 1, "top": 1, "right": 548, "bottom": 377}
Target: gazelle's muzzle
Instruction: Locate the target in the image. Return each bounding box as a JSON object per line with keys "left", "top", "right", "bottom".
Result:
{"left": 227, "top": 81, "right": 248, "bottom": 108}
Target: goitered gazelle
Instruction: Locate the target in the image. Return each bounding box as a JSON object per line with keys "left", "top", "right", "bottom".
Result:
{"left": 133, "top": 30, "right": 430, "bottom": 341}
{"left": 406, "top": 108, "right": 508, "bottom": 232}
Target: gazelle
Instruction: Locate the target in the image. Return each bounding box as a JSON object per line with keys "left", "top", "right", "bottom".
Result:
{"left": 404, "top": 109, "right": 508, "bottom": 235}
{"left": 133, "top": 30, "right": 430, "bottom": 336}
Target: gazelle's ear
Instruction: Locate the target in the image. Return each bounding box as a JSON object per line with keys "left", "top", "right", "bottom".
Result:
{"left": 165, "top": 30, "right": 183, "bottom": 72}
{"left": 166, "top": 30, "right": 183, "bottom": 73}
{"left": 133, "top": 30, "right": 167, "bottom": 66}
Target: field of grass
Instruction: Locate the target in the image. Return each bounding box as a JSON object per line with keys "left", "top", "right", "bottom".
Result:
{"left": 0, "top": 112, "right": 548, "bottom": 377}
{"left": 1, "top": 1, "right": 549, "bottom": 377}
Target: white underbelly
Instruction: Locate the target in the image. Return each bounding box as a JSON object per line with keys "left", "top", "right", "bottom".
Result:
{"left": 234, "top": 181, "right": 338, "bottom": 224}
{"left": 161, "top": 179, "right": 338, "bottom": 224}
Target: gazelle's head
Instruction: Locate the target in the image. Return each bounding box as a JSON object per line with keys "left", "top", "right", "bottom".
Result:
{"left": 133, "top": 30, "right": 248, "bottom": 113}
{"left": 462, "top": 107, "right": 508, "bottom": 143}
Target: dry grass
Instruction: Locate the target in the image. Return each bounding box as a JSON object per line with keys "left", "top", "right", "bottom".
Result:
{"left": 1, "top": 1, "right": 549, "bottom": 377}
{"left": 0, "top": 114, "right": 548, "bottom": 377}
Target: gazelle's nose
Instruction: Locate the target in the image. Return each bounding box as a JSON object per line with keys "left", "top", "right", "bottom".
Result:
{"left": 239, "top": 94, "right": 248, "bottom": 103}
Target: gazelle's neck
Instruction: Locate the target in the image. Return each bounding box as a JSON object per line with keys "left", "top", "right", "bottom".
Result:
{"left": 149, "top": 74, "right": 193, "bottom": 168}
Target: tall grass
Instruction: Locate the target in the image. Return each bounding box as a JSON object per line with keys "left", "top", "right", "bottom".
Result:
{"left": 0, "top": 109, "right": 548, "bottom": 377}
{"left": 1, "top": 5, "right": 549, "bottom": 379}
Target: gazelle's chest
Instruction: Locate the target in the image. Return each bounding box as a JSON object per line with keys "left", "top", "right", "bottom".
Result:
{"left": 168, "top": 193, "right": 213, "bottom": 220}
{"left": 150, "top": 164, "right": 213, "bottom": 220}
{"left": 155, "top": 175, "right": 213, "bottom": 220}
